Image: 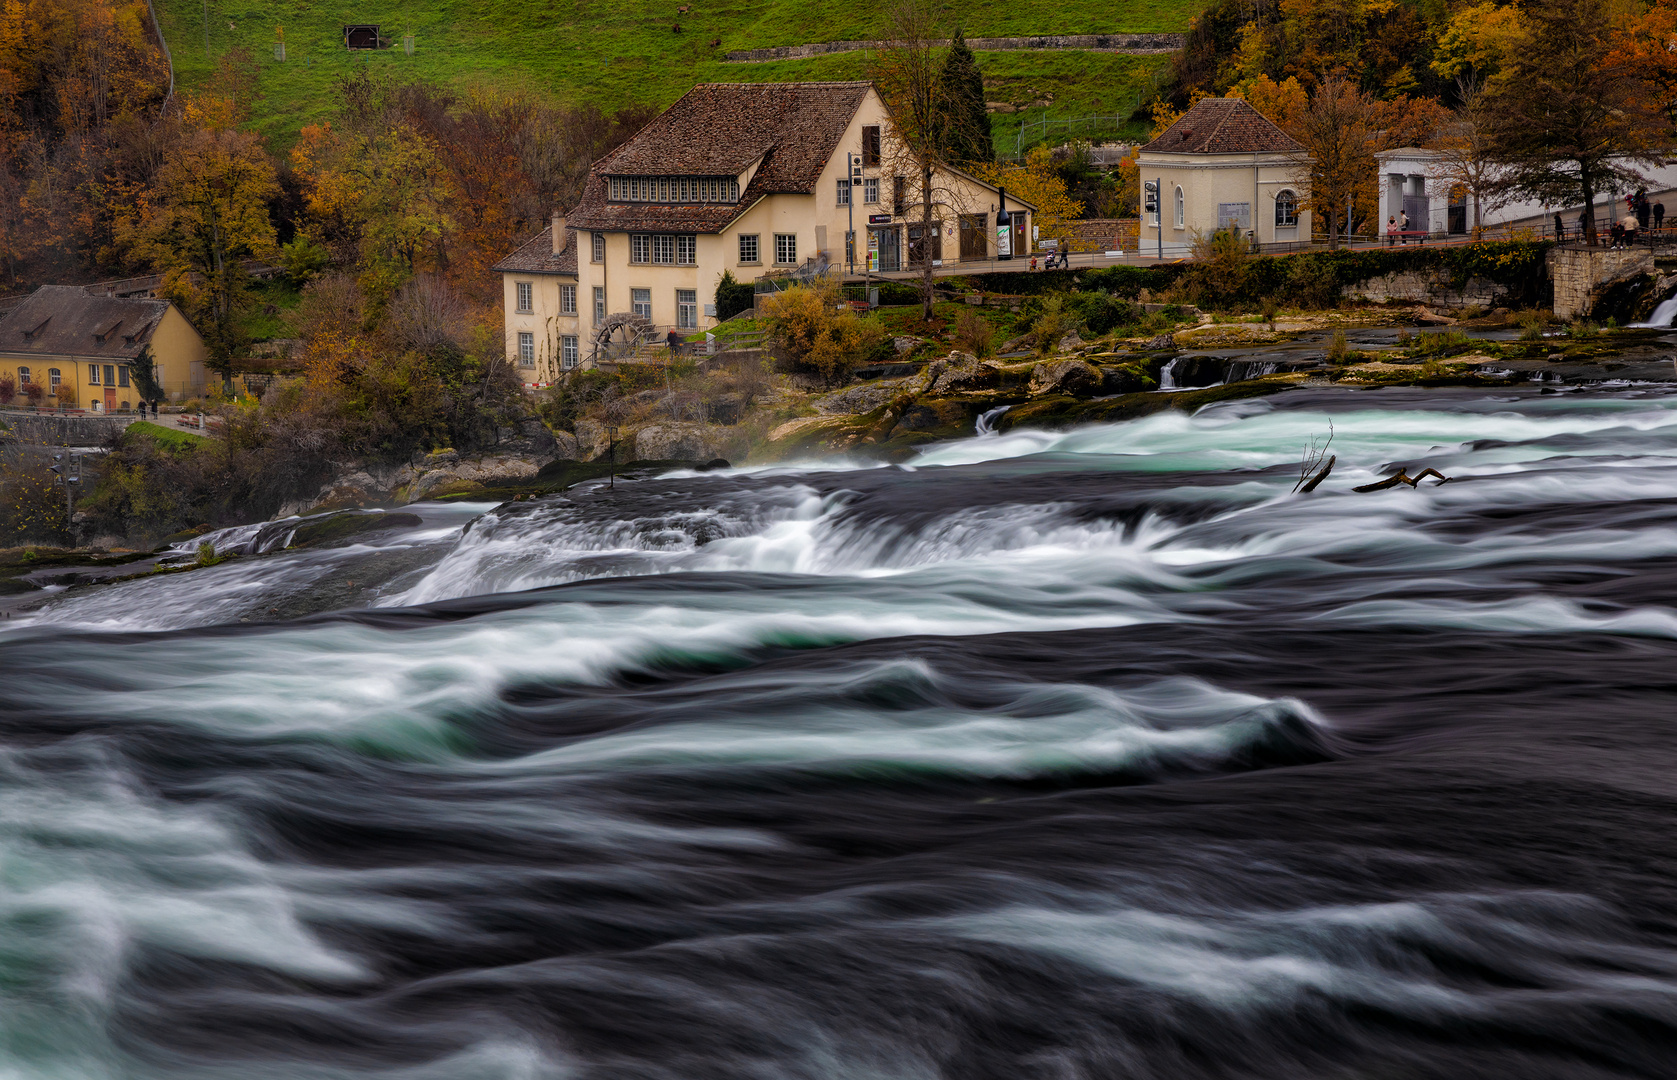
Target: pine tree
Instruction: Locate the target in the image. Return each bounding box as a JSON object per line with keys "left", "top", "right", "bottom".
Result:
{"left": 937, "top": 29, "right": 993, "bottom": 165}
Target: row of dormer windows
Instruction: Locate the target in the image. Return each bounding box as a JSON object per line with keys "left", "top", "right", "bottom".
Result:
{"left": 608, "top": 176, "right": 740, "bottom": 204}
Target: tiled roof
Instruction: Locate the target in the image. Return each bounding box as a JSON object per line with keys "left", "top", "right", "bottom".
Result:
{"left": 492, "top": 226, "right": 578, "bottom": 275}
{"left": 569, "top": 82, "right": 872, "bottom": 234}
{"left": 0, "top": 286, "right": 176, "bottom": 360}
{"left": 1141, "top": 98, "right": 1304, "bottom": 155}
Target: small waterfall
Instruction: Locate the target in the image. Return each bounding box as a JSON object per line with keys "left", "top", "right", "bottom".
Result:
{"left": 1223, "top": 360, "right": 1281, "bottom": 383}
{"left": 975, "top": 406, "right": 1012, "bottom": 437}
{"left": 1634, "top": 294, "right": 1677, "bottom": 328}
{"left": 1158, "top": 358, "right": 1183, "bottom": 391}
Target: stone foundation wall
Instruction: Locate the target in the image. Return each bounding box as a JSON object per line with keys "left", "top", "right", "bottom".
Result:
{"left": 0, "top": 412, "right": 140, "bottom": 446}
{"left": 1341, "top": 271, "right": 1512, "bottom": 310}
{"left": 1550, "top": 246, "right": 1654, "bottom": 320}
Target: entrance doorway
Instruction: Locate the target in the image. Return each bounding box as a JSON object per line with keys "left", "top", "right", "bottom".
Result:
{"left": 906, "top": 222, "right": 943, "bottom": 269}
{"left": 870, "top": 227, "right": 901, "bottom": 272}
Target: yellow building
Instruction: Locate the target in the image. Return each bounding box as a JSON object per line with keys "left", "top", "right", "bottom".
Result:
{"left": 1136, "top": 97, "right": 1310, "bottom": 258}
{"left": 496, "top": 81, "right": 1035, "bottom": 376}
{"left": 0, "top": 286, "right": 208, "bottom": 408}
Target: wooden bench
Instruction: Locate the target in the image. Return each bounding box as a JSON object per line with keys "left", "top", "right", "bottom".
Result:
{"left": 1386, "top": 230, "right": 1430, "bottom": 245}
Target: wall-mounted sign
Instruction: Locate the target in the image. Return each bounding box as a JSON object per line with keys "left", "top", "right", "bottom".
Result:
{"left": 868, "top": 214, "right": 893, "bottom": 225}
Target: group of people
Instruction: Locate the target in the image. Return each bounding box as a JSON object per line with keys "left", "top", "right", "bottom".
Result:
{"left": 1554, "top": 188, "right": 1666, "bottom": 246}
{"left": 1384, "top": 211, "right": 1415, "bottom": 245}
{"left": 1027, "top": 247, "right": 1073, "bottom": 271}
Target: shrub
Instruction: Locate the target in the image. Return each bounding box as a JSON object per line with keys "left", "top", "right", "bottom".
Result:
{"left": 23, "top": 382, "right": 43, "bottom": 404}
{"left": 760, "top": 280, "right": 884, "bottom": 386}
{"left": 1260, "top": 297, "right": 1279, "bottom": 329}
{"left": 1029, "top": 295, "right": 1077, "bottom": 354}
{"left": 1409, "top": 329, "right": 1474, "bottom": 357}
{"left": 1183, "top": 228, "right": 1252, "bottom": 307}
{"left": 953, "top": 306, "right": 995, "bottom": 358}
{"left": 1064, "top": 291, "right": 1141, "bottom": 335}
{"left": 1566, "top": 320, "right": 1600, "bottom": 339}
{"left": 1327, "top": 329, "right": 1350, "bottom": 363}
{"left": 0, "top": 375, "right": 14, "bottom": 404}
{"left": 53, "top": 384, "right": 77, "bottom": 408}
{"left": 1517, "top": 310, "right": 1550, "bottom": 341}
{"left": 280, "top": 236, "right": 330, "bottom": 286}
{"left": 715, "top": 270, "right": 755, "bottom": 322}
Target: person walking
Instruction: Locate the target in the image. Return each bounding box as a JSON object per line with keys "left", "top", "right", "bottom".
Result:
{"left": 1554, "top": 211, "right": 1566, "bottom": 242}
{"left": 1656, "top": 201, "right": 1667, "bottom": 233}
{"left": 666, "top": 328, "right": 681, "bottom": 358}
{"left": 1398, "top": 210, "right": 1410, "bottom": 243}
{"left": 1636, "top": 189, "right": 1651, "bottom": 232}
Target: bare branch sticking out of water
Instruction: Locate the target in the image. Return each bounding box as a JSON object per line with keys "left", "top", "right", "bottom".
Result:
{"left": 1299, "top": 455, "right": 1335, "bottom": 493}
{"left": 1293, "top": 421, "right": 1334, "bottom": 493}
{"left": 1353, "top": 468, "right": 1453, "bottom": 492}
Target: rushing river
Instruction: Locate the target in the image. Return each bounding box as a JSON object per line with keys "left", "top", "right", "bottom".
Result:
{"left": 7, "top": 385, "right": 1677, "bottom": 1077}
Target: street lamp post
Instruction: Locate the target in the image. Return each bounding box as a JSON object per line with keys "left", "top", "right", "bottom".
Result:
{"left": 606, "top": 424, "right": 619, "bottom": 490}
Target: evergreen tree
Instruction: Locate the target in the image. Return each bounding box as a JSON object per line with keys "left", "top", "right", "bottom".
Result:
{"left": 937, "top": 29, "right": 993, "bottom": 165}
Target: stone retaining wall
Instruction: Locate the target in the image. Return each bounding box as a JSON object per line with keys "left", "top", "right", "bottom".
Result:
{"left": 1341, "top": 270, "right": 1514, "bottom": 311}
{"left": 725, "top": 33, "right": 1184, "bottom": 62}
{"left": 0, "top": 412, "right": 140, "bottom": 447}
{"left": 1550, "top": 246, "right": 1654, "bottom": 321}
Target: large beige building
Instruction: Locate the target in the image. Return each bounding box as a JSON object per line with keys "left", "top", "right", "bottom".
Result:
{"left": 0, "top": 286, "right": 207, "bottom": 408}
{"left": 496, "top": 81, "right": 1035, "bottom": 380}
{"left": 1136, "top": 97, "right": 1309, "bottom": 258}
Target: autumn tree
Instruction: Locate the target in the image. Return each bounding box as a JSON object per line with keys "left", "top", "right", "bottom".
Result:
{"left": 1482, "top": 0, "right": 1660, "bottom": 245}
{"left": 1291, "top": 75, "right": 1373, "bottom": 247}
{"left": 121, "top": 120, "right": 279, "bottom": 388}
{"left": 971, "top": 147, "right": 1083, "bottom": 246}
{"left": 871, "top": 0, "right": 975, "bottom": 319}
{"left": 1425, "top": 79, "right": 1509, "bottom": 238}
{"left": 1615, "top": 0, "right": 1677, "bottom": 138}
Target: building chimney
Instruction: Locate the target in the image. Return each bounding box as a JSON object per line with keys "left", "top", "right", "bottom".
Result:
{"left": 552, "top": 211, "right": 566, "bottom": 255}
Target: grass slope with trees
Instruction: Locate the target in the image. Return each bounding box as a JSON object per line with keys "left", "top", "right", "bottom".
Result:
{"left": 153, "top": 0, "right": 1185, "bottom": 148}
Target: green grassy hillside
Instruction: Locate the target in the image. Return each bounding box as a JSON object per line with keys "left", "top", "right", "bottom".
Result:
{"left": 157, "top": 0, "right": 1186, "bottom": 150}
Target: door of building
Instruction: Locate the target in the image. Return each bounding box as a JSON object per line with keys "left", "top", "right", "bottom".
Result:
{"left": 871, "top": 226, "right": 901, "bottom": 272}
{"left": 104, "top": 387, "right": 116, "bottom": 411}
{"left": 959, "top": 215, "right": 988, "bottom": 260}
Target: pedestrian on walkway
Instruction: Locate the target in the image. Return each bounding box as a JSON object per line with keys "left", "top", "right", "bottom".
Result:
{"left": 1636, "top": 189, "right": 1651, "bottom": 232}
{"left": 1387, "top": 217, "right": 1399, "bottom": 246}
{"left": 1398, "top": 210, "right": 1410, "bottom": 244}
{"left": 1554, "top": 211, "right": 1565, "bottom": 242}
{"left": 1656, "top": 202, "right": 1667, "bottom": 233}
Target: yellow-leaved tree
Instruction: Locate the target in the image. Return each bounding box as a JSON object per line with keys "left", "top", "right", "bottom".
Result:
{"left": 970, "top": 146, "right": 1084, "bottom": 249}
{"left": 119, "top": 107, "right": 278, "bottom": 390}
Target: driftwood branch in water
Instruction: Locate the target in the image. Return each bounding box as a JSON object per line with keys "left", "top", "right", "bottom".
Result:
{"left": 1293, "top": 421, "right": 1334, "bottom": 493}
{"left": 1353, "top": 468, "right": 1452, "bottom": 493}
{"left": 1298, "top": 455, "right": 1335, "bottom": 493}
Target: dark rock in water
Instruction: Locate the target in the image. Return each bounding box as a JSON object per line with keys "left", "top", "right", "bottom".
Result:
{"left": 696, "top": 458, "right": 732, "bottom": 471}
{"left": 290, "top": 512, "right": 423, "bottom": 549}
{"left": 930, "top": 353, "right": 1000, "bottom": 394}
{"left": 1144, "top": 333, "right": 1177, "bottom": 350}
{"left": 1030, "top": 359, "right": 1103, "bottom": 397}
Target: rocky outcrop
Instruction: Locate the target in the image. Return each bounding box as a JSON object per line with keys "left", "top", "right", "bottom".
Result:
{"left": 816, "top": 381, "right": 909, "bottom": 414}
{"left": 572, "top": 419, "right": 613, "bottom": 461}
{"left": 1056, "top": 331, "right": 1086, "bottom": 354}
{"left": 1029, "top": 359, "right": 1103, "bottom": 397}
{"left": 634, "top": 422, "right": 726, "bottom": 462}
{"left": 930, "top": 353, "right": 1001, "bottom": 393}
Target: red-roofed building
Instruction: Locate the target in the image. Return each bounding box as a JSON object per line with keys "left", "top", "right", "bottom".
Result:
{"left": 495, "top": 81, "right": 1034, "bottom": 375}
{"left": 1136, "top": 97, "right": 1308, "bottom": 256}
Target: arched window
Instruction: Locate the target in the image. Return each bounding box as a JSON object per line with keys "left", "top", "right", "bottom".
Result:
{"left": 1174, "top": 186, "right": 1185, "bottom": 229}
{"left": 48, "top": 368, "right": 61, "bottom": 387}
{"left": 1275, "top": 190, "right": 1298, "bottom": 228}
{"left": 17, "top": 367, "right": 29, "bottom": 384}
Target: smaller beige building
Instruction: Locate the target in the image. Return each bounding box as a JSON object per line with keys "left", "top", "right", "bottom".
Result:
{"left": 493, "top": 221, "right": 579, "bottom": 386}
{"left": 1136, "top": 97, "right": 1309, "bottom": 258}
{"left": 0, "top": 286, "right": 207, "bottom": 408}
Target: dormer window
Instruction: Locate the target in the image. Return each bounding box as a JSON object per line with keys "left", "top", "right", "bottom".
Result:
{"left": 608, "top": 176, "right": 739, "bottom": 204}
{"left": 21, "top": 318, "right": 48, "bottom": 342}
{"left": 93, "top": 319, "right": 123, "bottom": 344}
